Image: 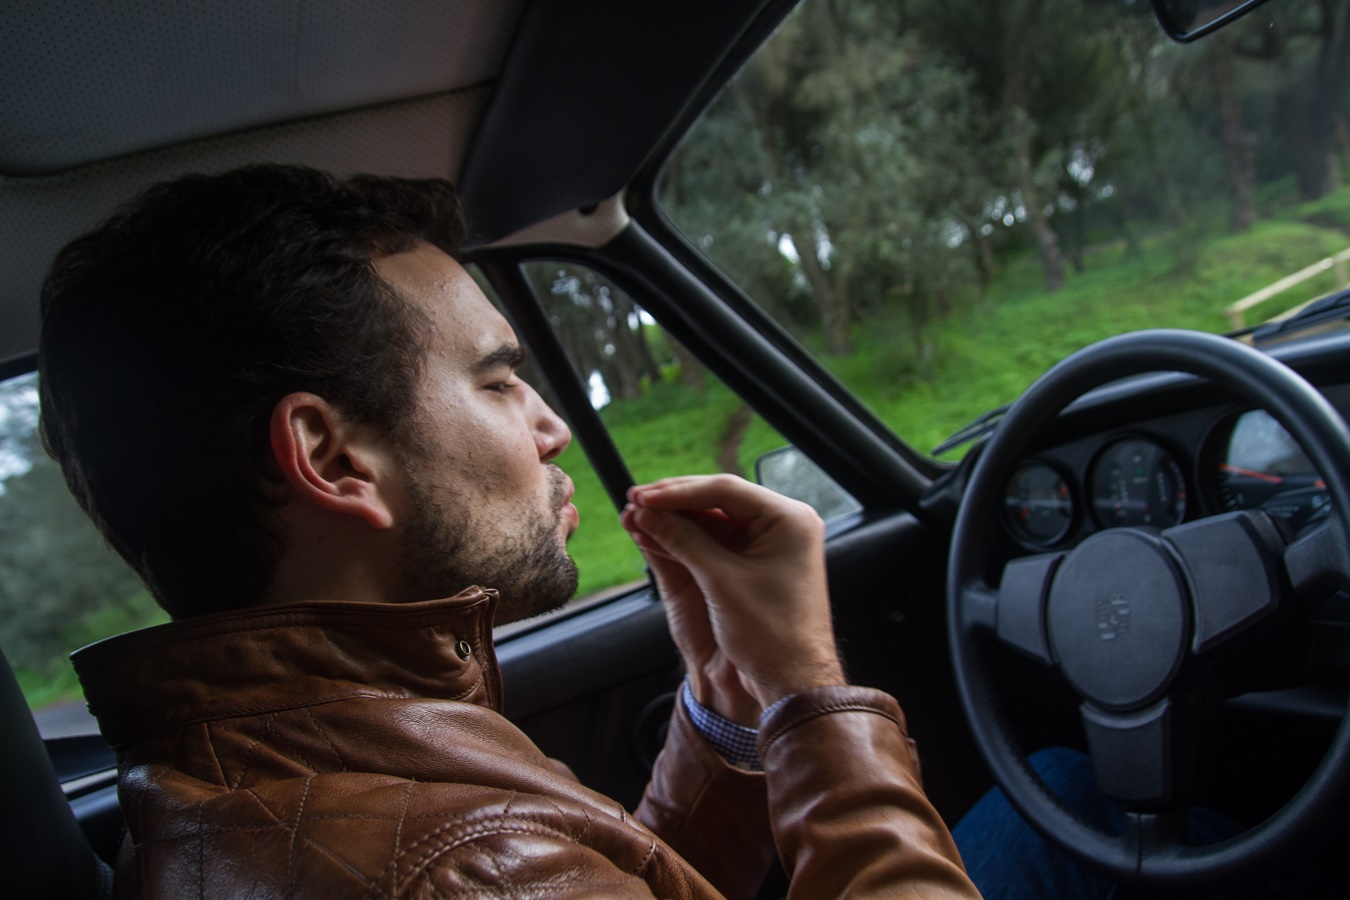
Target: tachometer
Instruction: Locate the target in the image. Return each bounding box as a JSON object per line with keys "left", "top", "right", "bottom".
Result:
{"left": 1090, "top": 437, "right": 1187, "bottom": 528}
{"left": 1003, "top": 462, "right": 1074, "bottom": 546}
{"left": 1216, "top": 410, "right": 1328, "bottom": 532}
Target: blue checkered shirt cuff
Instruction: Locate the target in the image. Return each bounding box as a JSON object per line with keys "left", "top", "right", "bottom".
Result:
{"left": 681, "top": 678, "right": 792, "bottom": 772}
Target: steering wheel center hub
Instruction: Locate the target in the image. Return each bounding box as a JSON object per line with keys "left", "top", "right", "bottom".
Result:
{"left": 1047, "top": 529, "right": 1189, "bottom": 709}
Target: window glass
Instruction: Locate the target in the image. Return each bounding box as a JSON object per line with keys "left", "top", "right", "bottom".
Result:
{"left": 1, "top": 371, "right": 164, "bottom": 730}
{"left": 517, "top": 261, "right": 856, "bottom": 602}
{"left": 660, "top": 0, "right": 1349, "bottom": 459}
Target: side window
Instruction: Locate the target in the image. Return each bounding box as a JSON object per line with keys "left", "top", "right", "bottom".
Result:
{"left": 0, "top": 371, "right": 164, "bottom": 733}
{"left": 512, "top": 261, "right": 858, "bottom": 606}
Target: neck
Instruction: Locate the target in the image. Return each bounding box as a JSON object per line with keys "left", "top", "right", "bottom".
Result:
{"left": 260, "top": 508, "right": 403, "bottom": 606}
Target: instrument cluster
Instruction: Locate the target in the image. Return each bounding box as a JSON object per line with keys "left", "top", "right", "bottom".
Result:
{"left": 1001, "top": 409, "right": 1329, "bottom": 551}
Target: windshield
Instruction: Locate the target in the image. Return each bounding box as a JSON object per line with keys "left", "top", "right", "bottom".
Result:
{"left": 660, "top": 0, "right": 1350, "bottom": 458}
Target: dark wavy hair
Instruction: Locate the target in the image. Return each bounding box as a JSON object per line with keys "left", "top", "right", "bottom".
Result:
{"left": 38, "top": 165, "right": 466, "bottom": 618}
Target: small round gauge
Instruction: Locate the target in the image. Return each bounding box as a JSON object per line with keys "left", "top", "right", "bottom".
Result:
{"left": 1004, "top": 462, "right": 1074, "bottom": 545}
{"left": 1090, "top": 437, "right": 1187, "bottom": 528}
{"left": 1215, "top": 410, "right": 1328, "bottom": 533}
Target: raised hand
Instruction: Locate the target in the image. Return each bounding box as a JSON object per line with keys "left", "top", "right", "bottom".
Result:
{"left": 622, "top": 475, "right": 845, "bottom": 723}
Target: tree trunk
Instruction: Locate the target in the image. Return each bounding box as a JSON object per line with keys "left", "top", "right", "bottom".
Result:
{"left": 965, "top": 219, "right": 995, "bottom": 299}
{"left": 1012, "top": 128, "right": 1066, "bottom": 293}
{"left": 1210, "top": 41, "right": 1255, "bottom": 232}
{"left": 670, "top": 339, "right": 706, "bottom": 392}
{"left": 793, "top": 228, "right": 853, "bottom": 355}
{"left": 1004, "top": 0, "right": 1065, "bottom": 294}
{"left": 1290, "top": 0, "right": 1350, "bottom": 200}
{"left": 1335, "top": 112, "right": 1350, "bottom": 169}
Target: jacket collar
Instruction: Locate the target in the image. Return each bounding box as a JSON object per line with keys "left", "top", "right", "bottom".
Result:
{"left": 72, "top": 586, "right": 502, "bottom": 748}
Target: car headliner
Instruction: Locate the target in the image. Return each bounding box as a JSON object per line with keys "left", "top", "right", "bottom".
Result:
{"left": 0, "top": 0, "right": 774, "bottom": 370}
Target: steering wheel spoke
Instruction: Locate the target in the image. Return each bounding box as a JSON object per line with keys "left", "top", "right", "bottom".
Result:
{"left": 1162, "top": 512, "right": 1286, "bottom": 653}
{"left": 994, "top": 552, "right": 1062, "bottom": 664}
{"left": 1080, "top": 700, "right": 1182, "bottom": 807}
{"left": 1284, "top": 516, "right": 1350, "bottom": 599}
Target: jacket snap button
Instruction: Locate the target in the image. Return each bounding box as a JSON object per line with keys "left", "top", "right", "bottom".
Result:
{"left": 455, "top": 640, "right": 472, "bottom": 661}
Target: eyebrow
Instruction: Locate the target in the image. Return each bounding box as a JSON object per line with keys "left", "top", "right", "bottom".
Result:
{"left": 472, "top": 343, "right": 527, "bottom": 375}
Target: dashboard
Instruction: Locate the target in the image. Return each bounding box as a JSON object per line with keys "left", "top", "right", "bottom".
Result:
{"left": 993, "top": 332, "right": 1350, "bottom": 555}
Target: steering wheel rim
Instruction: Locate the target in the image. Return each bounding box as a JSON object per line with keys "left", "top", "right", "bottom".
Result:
{"left": 948, "top": 329, "right": 1350, "bottom": 890}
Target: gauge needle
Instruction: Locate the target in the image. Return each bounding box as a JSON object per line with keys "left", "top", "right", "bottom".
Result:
{"left": 1219, "top": 464, "right": 1283, "bottom": 484}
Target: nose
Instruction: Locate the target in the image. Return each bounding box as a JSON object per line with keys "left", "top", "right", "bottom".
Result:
{"left": 528, "top": 384, "right": 571, "bottom": 462}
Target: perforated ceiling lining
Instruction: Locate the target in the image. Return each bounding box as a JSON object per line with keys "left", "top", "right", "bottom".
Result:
{"left": 0, "top": 87, "right": 490, "bottom": 367}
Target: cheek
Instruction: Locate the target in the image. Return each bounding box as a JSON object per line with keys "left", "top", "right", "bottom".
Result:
{"left": 432, "top": 399, "right": 541, "bottom": 490}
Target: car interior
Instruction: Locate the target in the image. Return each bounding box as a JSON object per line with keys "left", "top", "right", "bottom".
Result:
{"left": 3, "top": 0, "right": 1350, "bottom": 897}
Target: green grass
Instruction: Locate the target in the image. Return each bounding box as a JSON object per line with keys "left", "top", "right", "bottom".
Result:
{"left": 844, "top": 214, "right": 1350, "bottom": 457}
{"left": 558, "top": 188, "right": 1350, "bottom": 599}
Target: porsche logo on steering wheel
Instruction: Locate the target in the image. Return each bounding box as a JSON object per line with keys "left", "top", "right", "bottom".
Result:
{"left": 1095, "top": 594, "right": 1131, "bottom": 643}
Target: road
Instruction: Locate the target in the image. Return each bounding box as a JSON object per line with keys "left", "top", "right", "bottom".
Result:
{"left": 33, "top": 699, "right": 100, "bottom": 739}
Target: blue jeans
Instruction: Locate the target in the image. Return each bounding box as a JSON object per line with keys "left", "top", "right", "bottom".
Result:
{"left": 951, "top": 748, "right": 1343, "bottom": 899}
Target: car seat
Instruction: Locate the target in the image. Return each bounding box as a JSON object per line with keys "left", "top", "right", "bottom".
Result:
{"left": 0, "top": 646, "right": 113, "bottom": 899}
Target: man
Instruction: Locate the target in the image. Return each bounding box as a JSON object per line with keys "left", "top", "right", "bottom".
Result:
{"left": 40, "top": 165, "right": 978, "bottom": 897}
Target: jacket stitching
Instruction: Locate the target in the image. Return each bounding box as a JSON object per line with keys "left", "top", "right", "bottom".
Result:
{"left": 195, "top": 798, "right": 205, "bottom": 900}
{"left": 202, "top": 721, "right": 228, "bottom": 786}
{"left": 761, "top": 701, "right": 901, "bottom": 750}
{"left": 448, "top": 675, "right": 484, "bottom": 703}
{"left": 263, "top": 710, "right": 319, "bottom": 772}
{"left": 633, "top": 836, "right": 657, "bottom": 875}
{"left": 137, "top": 818, "right": 391, "bottom": 896}
{"left": 303, "top": 707, "right": 350, "bottom": 772}
{"left": 287, "top": 774, "right": 314, "bottom": 894}
{"left": 392, "top": 779, "right": 414, "bottom": 887}
{"left": 230, "top": 721, "right": 265, "bottom": 790}
{"left": 397, "top": 808, "right": 579, "bottom": 873}
{"left": 242, "top": 786, "right": 287, "bottom": 826}
{"left": 396, "top": 821, "right": 592, "bottom": 892}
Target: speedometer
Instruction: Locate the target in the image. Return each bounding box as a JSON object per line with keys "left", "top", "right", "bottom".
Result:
{"left": 1090, "top": 437, "right": 1187, "bottom": 528}
{"left": 1215, "top": 410, "right": 1328, "bottom": 532}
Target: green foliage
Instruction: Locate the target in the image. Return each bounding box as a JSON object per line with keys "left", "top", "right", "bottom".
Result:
{"left": 555, "top": 189, "right": 1350, "bottom": 612}
{"left": 1, "top": 380, "right": 148, "bottom": 675}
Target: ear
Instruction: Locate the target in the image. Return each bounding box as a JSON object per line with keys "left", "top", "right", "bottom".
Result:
{"left": 268, "top": 392, "right": 397, "bottom": 530}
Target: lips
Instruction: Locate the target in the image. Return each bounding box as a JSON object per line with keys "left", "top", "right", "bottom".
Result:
{"left": 559, "top": 475, "right": 579, "bottom": 532}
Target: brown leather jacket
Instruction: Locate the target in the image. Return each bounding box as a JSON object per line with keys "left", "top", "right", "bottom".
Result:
{"left": 74, "top": 587, "right": 979, "bottom": 898}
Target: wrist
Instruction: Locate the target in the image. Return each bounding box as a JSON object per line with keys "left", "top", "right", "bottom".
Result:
{"left": 688, "top": 665, "right": 762, "bottom": 727}
{"left": 749, "top": 657, "right": 847, "bottom": 708}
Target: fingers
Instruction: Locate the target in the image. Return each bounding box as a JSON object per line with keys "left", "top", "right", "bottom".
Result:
{"left": 626, "top": 506, "right": 727, "bottom": 567}
{"left": 629, "top": 474, "right": 806, "bottom": 525}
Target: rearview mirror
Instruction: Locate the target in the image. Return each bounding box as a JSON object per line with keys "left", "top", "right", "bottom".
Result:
{"left": 755, "top": 447, "right": 862, "bottom": 522}
{"left": 1151, "top": 0, "right": 1273, "bottom": 43}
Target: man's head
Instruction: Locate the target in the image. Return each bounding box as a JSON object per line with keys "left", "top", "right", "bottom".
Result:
{"left": 39, "top": 164, "right": 578, "bottom": 621}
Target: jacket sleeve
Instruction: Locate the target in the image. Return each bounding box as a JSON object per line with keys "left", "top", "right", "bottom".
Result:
{"left": 758, "top": 685, "right": 982, "bottom": 899}
{"left": 636, "top": 691, "right": 776, "bottom": 900}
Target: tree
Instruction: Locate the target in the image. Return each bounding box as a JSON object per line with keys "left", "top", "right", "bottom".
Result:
{"left": 0, "top": 375, "right": 147, "bottom": 674}
{"left": 523, "top": 264, "right": 665, "bottom": 403}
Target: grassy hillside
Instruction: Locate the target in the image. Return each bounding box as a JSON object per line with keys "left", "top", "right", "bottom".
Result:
{"left": 558, "top": 188, "right": 1350, "bottom": 597}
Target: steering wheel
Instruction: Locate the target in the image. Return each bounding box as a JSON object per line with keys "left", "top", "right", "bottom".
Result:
{"left": 948, "top": 329, "right": 1350, "bottom": 890}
